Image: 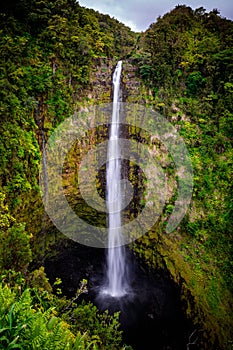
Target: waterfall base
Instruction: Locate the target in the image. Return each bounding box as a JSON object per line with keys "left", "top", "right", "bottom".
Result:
{"left": 100, "top": 287, "right": 128, "bottom": 298}
{"left": 44, "top": 241, "right": 196, "bottom": 350}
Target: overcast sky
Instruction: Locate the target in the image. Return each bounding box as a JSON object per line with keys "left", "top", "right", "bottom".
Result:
{"left": 78, "top": 0, "right": 233, "bottom": 32}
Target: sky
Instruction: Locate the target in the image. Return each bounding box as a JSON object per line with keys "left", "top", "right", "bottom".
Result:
{"left": 78, "top": 0, "right": 233, "bottom": 32}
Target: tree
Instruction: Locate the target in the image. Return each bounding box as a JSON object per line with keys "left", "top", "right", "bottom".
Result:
{"left": 0, "top": 192, "right": 32, "bottom": 273}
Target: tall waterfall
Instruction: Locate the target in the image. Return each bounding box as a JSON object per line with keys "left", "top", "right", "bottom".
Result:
{"left": 105, "top": 60, "right": 128, "bottom": 297}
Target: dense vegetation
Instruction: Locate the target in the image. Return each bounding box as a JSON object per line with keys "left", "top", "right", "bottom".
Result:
{"left": 131, "top": 5, "right": 233, "bottom": 349}
{"left": 0, "top": 0, "right": 135, "bottom": 209}
{"left": 0, "top": 1, "right": 135, "bottom": 349}
{"left": 0, "top": 1, "right": 232, "bottom": 349}
{"left": 135, "top": 4, "right": 233, "bottom": 291}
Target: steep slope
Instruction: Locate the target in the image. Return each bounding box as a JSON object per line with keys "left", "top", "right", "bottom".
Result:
{"left": 0, "top": 2, "right": 232, "bottom": 350}
{"left": 128, "top": 5, "right": 233, "bottom": 349}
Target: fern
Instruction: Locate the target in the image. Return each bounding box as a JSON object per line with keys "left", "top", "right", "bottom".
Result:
{"left": 0, "top": 283, "right": 116, "bottom": 349}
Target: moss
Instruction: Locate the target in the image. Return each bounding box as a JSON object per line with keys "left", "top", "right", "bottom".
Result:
{"left": 131, "top": 227, "right": 233, "bottom": 349}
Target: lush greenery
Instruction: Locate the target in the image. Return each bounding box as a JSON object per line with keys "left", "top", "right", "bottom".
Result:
{"left": 0, "top": 0, "right": 136, "bottom": 210}
{"left": 130, "top": 5, "right": 233, "bottom": 350}
{"left": 0, "top": 191, "right": 128, "bottom": 349}
{"left": 0, "top": 1, "right": 136, "bottom": 349}
{"left": 0, "top": 1, "right": 232, "bottom": 349}
{"left": 0, "top": 272, "right": 126, "bottom": 349}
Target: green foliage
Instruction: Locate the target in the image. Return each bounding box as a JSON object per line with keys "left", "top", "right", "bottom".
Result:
{"left": 186, "top": 71, "right": 206, "bottom": 96}
{"left": 0, "top": 284, "right": 89, "bottom": 350}
{"left": 70, "top": 301, "right": 122, "bottom": 349}
{"left": 0, "top": 281, "right": 126, "bottom": 350}
{"left": 0, "top": 2, "right": 232, "bottom": 349}
{"left": 134, "top": 5, "right": 233, "bottom": 349}
{"left": 0, "top": 193, "right": 32, "bottom": 273}
{"left": 0, "top": 223, "right": 32, "bottom": 273}
{"left": 0, "top": 5, "right": 136, "bottom": 348}
{"left": 139, "top": 63, "right": 152, "bottom": 82}
{"left": 141, "top": 5, "right": 233, "bottom": 100}
{"left": 0, "top": 0, "right": 136, "bottom": 214}
{"left": 27, "top": 267, "right": 52, "bottom": 294}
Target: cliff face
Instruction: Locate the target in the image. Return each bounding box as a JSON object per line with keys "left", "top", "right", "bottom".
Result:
{"left": 84, "top": 58, "right": 144, "bottom": 104}
{"left": 0, "top": 2, "right": 232, "bottom": 348}
{"left": 30, "top": 59, "right": 232, "bottom": 349}
{"left": 120, "top": 60, "right": 232, "bottom": 350}
{"left": 0, "top": 38, "right": 231, "bottom": 348}
{"left": 121, "top": 60, "right": 143, "bottom": 103}
{"left": 121, "top": 73, "right": 233, "bottom": 350}
{"left": 81, "top": 58, "right": 143, "bottom": 105}
{"left": 88, "top": 58, "right": 117, "bottom": 103}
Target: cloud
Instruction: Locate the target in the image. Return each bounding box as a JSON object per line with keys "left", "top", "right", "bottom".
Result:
{"left": 78, "top": 0, "right": 233, "bottom": 32}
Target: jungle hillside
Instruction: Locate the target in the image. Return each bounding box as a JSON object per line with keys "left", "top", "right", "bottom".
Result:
{"left": 0, "top": 1, "right": 232, "bottom": 349}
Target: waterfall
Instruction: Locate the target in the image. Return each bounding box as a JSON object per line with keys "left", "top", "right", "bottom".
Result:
{"left": 104, "top": 60, "right": 128, "bottom": 297}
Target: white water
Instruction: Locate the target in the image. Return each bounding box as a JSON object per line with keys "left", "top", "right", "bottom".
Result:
{"left": 105, "top": 61, "right": 128, "bottom": 297}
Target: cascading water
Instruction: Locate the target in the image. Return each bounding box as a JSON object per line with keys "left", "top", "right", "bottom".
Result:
{"left": 44, "top": 60, "right": 195, "bottom": 350}
{"left": 104, "top": 60, "right": 128, "bottom": 297}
